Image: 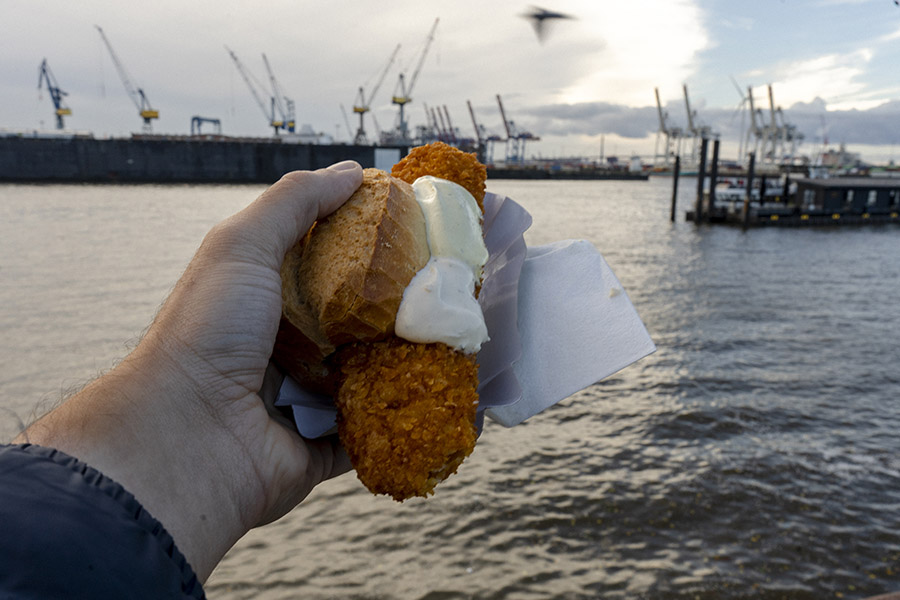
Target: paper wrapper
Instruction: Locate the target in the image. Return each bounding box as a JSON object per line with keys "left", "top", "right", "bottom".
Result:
{"left": 275, "top": 192, "right": 655, "bottom": 438}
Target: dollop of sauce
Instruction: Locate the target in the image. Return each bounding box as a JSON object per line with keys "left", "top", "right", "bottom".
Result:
{"left": 394, "top": 176, "right": 490, "bottom": 354}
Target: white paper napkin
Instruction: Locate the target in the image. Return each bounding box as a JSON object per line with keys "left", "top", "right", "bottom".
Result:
{"left": 485, "top": 239, "right": 656, "bottom": 427}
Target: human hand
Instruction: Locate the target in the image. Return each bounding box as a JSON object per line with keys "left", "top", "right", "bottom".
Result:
{"left": 16, "top": 161, "right": 363, "bottom": 580}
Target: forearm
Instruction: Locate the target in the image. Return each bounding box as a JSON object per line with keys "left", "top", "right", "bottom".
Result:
{"left": 16, "top": 342, "right": 251, "bottom": 581}
{"left": 12, "top": 163, "right": 362, "bottom": 581}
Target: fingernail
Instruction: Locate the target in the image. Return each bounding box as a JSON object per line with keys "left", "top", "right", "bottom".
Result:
{"left": 327, "top": 160, "right": 360, "bottom": 172}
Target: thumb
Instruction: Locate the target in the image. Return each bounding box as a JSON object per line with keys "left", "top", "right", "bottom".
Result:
{"left": 230, "top": 161, "right": 364, "bottom": 263}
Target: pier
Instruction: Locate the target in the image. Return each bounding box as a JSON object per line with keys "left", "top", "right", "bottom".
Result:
{"left": 674, "top": 139, "right": 900, "bottom": 228}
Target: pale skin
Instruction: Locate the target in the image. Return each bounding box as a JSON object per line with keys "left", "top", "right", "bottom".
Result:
{"left": 14, "top": 160, "right": 363, "bottom": 582}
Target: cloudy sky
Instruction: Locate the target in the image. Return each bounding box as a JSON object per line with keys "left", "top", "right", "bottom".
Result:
{"left": 4, "top": 0, "right": 900, "bottom": 163}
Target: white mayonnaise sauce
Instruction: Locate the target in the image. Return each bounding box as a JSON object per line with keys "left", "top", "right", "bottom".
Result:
{"left": 394, "top": 176, "right": 490, "bottom": 354}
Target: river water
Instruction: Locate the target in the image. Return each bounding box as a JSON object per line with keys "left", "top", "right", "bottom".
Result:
{"left": 2, "top": 177, "right": 900, "bottom": 599}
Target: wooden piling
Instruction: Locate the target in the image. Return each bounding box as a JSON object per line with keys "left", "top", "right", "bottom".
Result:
{"left": 709, "top": 139, "right": 720, "bottom": 212}
{"left": 670, "top": 155, "right": 680, "bottom": 222}
{"left": 694, "top": 138, "right": 709, "bottom": 223}
{"left": 742, "top": 152, "right": 756, "bottom": 229}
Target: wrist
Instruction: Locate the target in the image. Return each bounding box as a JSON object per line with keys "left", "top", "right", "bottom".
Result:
{"left": 17, "top": 342, "right": 255, "bottom": 581}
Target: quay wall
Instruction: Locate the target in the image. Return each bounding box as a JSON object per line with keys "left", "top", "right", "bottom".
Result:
{"left": 0, "top": 137, "right": 406, "bottom": 183}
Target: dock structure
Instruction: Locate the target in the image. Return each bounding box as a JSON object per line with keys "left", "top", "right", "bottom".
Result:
{"left": 679, "top": 138, "right": 900, "bottom": 228}
{"left": 689, "top": 176, "right": 900, "bottom": 227}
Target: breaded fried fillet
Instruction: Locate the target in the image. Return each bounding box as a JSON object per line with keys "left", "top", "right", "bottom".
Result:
{"left": 336, "top": 338, "right": 479, "bottom": 501}
{"left": 392, "top": 141, "right": 487, "bottom": 210}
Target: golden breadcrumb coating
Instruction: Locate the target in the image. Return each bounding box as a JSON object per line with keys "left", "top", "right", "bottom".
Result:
{"left": 336, "top": 337, "right": 479, "bottom": 501}
{"left": 392, "top": 141, "right": 487, "bottom": 212}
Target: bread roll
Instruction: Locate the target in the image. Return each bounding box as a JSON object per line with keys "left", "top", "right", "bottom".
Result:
{"left": 274, "top": 168, "right": 429, "bottom": 392}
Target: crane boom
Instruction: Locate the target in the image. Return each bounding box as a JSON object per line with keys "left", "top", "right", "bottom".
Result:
{"left": 467, "top": 100, "right": 482, "bottom": 144}
{"left": 95, "top": 25, "right": 158, "bottom": 131}
{"left": 262, "top": 53, "right": 295, "bottom": 132}
{"left": 352, "top": 43, "right": 401, "bottom": 145}
{"left": 366, "top": 43, "right": 401, "bottom": 108}
{"left": 496, "top": 94, "right": 513, "bottom": 138}
{"left": 226, "top": 46, "right": 284, "bottom": 135}
{"left": 405, "top": 18, "right": 439, "bottom": 100}
{"left": 683, "top": 83, "right": 696, "bottom": 133}
{"left": 390, "top": 18, "right": 440, "bottom": 143}
{"left": 442, "top": 105, "right": 457, "bottom": 144}
{"left": 654, "top": 87, "right": 667, "bottom": 133}
{"left": 38, "top": 59, "right": 71, "bottom": 130}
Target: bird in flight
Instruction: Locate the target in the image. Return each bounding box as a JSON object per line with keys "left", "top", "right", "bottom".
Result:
{"left": 522, "top": 6, "right": 575, "bottom": 42}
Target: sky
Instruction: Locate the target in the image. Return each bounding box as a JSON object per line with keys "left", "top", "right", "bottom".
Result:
{"left": 4, "top": 0, "right": 900, "bottom": 164}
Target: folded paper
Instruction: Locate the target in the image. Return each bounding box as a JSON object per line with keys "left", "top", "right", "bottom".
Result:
{"left": 485, "top": 239, "right": 656, "bottom": 427}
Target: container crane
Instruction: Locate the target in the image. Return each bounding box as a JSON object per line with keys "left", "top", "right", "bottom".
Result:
{"left": 496, "top": 94, "right": 539, "bottom": 163}
{"left": 390, "top": 18, "right": 439, "bottom": 143}
{"left": 262, "top": 53, "right": 295, "bottom": 133}
{"left": 95, "top": 25, "right": 159, "bottom": 132}
{"left": 37, "top": 59, "right": 71, "bottom": 130}
{"left": 190, "top": 116, "right": 222, "bottom": 136}
{"left": 467, "top": 100, "right": 486, "bottom": 162}
{"left": 744, "top": 86, "right": 765, "bottom": 163}
{"left": 225, "top": 46, "right": 288, "bottom": 135}
{"left": 441, "top": 105, "right": 457, "bottom": 145}
{"left": 352, "top": 43, "right": 400, "bottom": 145}
{"left": 467, "top": 100, "right": 500, "bottom": 163}
{"left": 682, "top": 83, "right": 715, "bottom": 164}
{"left": 654, "top": 87, "right": 684, "bottom": 168}
{"left": 426, "top": 105, "right": 442, "bottom": 142}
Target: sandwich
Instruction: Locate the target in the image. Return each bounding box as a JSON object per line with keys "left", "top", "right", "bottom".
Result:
{"left": 274, "top": 142, "right": 489, "bottom": 501}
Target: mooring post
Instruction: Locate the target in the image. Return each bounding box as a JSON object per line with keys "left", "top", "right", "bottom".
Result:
{"left": 670, "top": 155, "right": 681, "bottom": 222}
{"left": 743, "top": 152, "right": 756, "bottom": 229}
{"left": 694, "top": 138, "right": 709, "bottom": 223}
{"left": 709, "top": 139, "right": 720, "bottom": 214}
{"left": 781, "top": 171, "right": 791, "bottom": 203}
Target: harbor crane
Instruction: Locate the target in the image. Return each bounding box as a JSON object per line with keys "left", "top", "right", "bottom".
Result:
{"left": 190, "top": 116, "right": 222, "bottom": 136}
{"left": 389, "top": 18, "right": 439, "bottom": 144}
{"left": 683, "top": 83, "right": 716, "bottom": 164}
{"left": 37, "top": 59, "right": 71, "bottom": 130}
{"left": 762, "top": 85, "right": 803, "bottom": 165}
{"left": 263, "top": 53, "right": 295, "bottom": 133}
{"left": 425, "top": 104, "right": 442, "bottom": 142}
{"left": 496, "top": 94, "right": 539, "bottom": 163}
{"left": 468, "top": 100, "right": 485, "bottom": 161}
{"left": 442, "top": 105, "right": 457, "bottom": 144}
{"left": 95, "top": 25, "right": 158, "bottom": 132}
{"left": 743, "top": 86, "right": 765, "bottom": 163}
{"left": 352, "top": 43, "right": 400, "bottom": 145}
{"left": 654, "top": 87, "right": 684, "bottom": 168}
{"left": 225, "top": 46, "right": 293, "bottom": 135}
{"left": 467, "top": 100, "right": 500, "bottom": 164}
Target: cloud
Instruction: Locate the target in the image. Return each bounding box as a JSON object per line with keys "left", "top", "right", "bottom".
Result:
{"left": 786, "top": 98, "right": 900, "bottom": 145}
{"left": 502, "top": 93, "right": 900, "bottom": 159}
{"left": 522, "top": 102, "right": 657, "bottom": 139}
{"left": 763, "top": 50, "right": 873, "bottom": 109}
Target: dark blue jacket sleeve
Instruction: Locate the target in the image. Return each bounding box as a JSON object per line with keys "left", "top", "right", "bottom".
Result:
{"left": 0, "top": 444, "right": 205, "bottom": 599}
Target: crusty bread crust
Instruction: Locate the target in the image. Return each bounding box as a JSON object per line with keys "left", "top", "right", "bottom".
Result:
{"left": 275, "top": 168, "right": 429, "bottom": 390}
